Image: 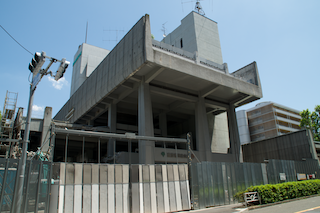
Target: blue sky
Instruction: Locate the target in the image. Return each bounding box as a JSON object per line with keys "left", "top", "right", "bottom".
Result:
{"left": 0, "top": 0, "right": 319, "bottom": 118}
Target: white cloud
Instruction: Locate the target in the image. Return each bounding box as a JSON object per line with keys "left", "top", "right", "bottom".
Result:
{"left": 32, "top": 105, "right": 44, "bottom": 118}
{"left": 47, "top": 76, "right": 68, "bottom": 90}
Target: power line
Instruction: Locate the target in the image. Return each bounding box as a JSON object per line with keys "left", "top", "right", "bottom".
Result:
{"left": 0, "top": 24, "right": 33, "bottom": 55}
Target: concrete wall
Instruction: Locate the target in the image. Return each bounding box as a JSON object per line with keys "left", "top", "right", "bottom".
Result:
{"left": 209, "top": 112, "right": 230, "bottom": 153}
{"left": 242, "top": 130, "right": 318, "bottom": 163}
{"left": 162, "top": 12, "right": 223, "bottom": 64}
{"left": 231, "top": 62, "right": 261, "bottom": 86}
{"left": 236, "top": 110, "right": 251, "bottom": 145}
{"left": 55, "top": 15, "right": 149, "bottom": 122}
{"left": 70, "top": 44, "right": 110, "bottom": 97}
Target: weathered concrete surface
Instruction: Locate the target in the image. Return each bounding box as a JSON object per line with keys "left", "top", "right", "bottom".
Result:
{"left": 54, "top": 13, "right": 263, "bottom": 164}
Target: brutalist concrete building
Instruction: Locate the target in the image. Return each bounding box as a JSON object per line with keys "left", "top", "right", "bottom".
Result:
{"left": 54, "top": 12, "right": 262, "bottom": 164}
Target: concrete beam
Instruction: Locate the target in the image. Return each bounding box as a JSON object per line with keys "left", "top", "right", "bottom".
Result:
{"left": 150, "top": 86, "right": 198, "bottom": 102}
{"left": 204, "top": 99, "right": 228, "bottom": 110}
{"left": 113, "top": 82, "right": 139, "bottom": 104}
{"left": 121, "top": 82, "right": 134, "bottom": 90}
{"left": 130, "top": 75, "right": 142, "bottom": 82}
{"left": 145, "top": 67, "right": 165, "bottom": 83}
{"left": 200, "top": 85, "right": 220, "bottom": 98}
{"left": 108, "top": 93, "right": 119, "bottom": 100}
{"left": 233, "top": 94, "right": 253, "bottom": 106}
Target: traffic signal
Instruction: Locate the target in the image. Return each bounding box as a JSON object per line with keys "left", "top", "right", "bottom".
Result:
{"left": 28, "top": 52, "right": 46, "bottom": 75}
{"left": 55, "top": 58, "right": 70, "bottom": 81}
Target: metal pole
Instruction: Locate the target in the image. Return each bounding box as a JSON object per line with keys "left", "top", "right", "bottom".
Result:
{"left": 98, "top": 138, "right": 101, "bottom": 164}
{"left": 82, "top": 136, "right": 85, "bottom": 163}
{"left": 175, "top": 143, "right": 178, "bottom": 164}
{"left": 35, "top": 161, "right": 43, "bottom": 213}
{"left": 65, "top": 135, "right": 69, "bottom": 163}
{"left": 0, "top": 159, "right": 10, "bottom": 212}
{"left": 164, "top": 141, "right": 167, "bottom": 164}
{"left": 187, "top": 132, "right": 194, "bottom": 209}
{"left": 113, "top": 139, "right": 116, "bottom": 164}
{"left": 128, "top": 139, "right": 132, "bottom": 166}
{"left": 14, "top": 84, "right": 34, "bottom": 213}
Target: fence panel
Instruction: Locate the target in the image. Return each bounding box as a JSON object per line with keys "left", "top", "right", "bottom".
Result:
{"left": 53, "top": 163, "right": 190, "bottom": 213}
{"left": 0, "top": 159, "right": 52, "bottom": 213}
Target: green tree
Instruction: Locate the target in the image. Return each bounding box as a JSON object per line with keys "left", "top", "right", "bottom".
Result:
{"left": 300, "top": 105, "right": 320, "bottom": 141}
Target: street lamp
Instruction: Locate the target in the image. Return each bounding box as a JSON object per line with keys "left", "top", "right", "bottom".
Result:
{"left": 14, "top": 51, "right": 70, "bottom": 213}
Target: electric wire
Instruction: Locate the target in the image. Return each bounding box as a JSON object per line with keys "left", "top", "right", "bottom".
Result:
{"left": 0, "top": 24, "right": 33, "bottom": 55}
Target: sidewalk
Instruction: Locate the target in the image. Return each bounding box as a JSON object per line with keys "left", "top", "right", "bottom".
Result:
{"left": 177, "top": 194, "right": 320, "bottom": 213}
{"left": 174, "top": 203, "right": 247, "bottom": 213}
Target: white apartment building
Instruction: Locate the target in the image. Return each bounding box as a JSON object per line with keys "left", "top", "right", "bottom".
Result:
{"left": 237, "top": 102, "right": 301, "bottom": 144}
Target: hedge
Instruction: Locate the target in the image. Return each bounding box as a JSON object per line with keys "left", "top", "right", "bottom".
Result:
{"left": 234, "top": 179, "right": 320, "bottom": 204}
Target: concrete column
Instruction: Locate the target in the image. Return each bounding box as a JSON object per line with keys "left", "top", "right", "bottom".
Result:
{"left": 107, "top": 103, "right": 117, "bottom": 157}
{"left": 227, "top": 104, "right": 242, "bottom": 162}
{"left": 138, "top": 77, "right": 154, "bottom": 164}
{"left": 195, "top": 97, "right": 211, "bottom": 161}
{"left": 41, "top": 107, "right": 52, "bottom": 152}
{"left": 159, "top": 113, "right": 167, "bottom": 137}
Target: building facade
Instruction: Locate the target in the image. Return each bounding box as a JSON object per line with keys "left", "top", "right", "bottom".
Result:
{"left": 54, "top": 12, "right": 263, "bottom": 164}
{"left": 237, "top": 102, "right": 301, "bottom": 145}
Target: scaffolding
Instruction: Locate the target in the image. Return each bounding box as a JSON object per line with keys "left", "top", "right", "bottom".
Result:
{"left": 0, "top": 91, "right": 18, "bottom": 139}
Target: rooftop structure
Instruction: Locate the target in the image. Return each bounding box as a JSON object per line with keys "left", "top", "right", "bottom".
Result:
{"left": 70, "top": 43, "right": 110, "bottom": 96}
{"left": 54, "top": 12, "right": 263, "bottom": 164}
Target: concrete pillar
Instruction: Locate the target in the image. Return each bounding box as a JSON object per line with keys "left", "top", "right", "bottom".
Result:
{"left": 107, "top": 103, "right": 117, "bottom": 157}
{"left": 227, "top": 104, "right": 242, "bottom": 162}
{"left": 138, "top": 77, "right": 154, "bottom": 164}
{"left": 41, "top": 107, "right": 52, "bottom": 153}
{"left": 159, "top": 113, "right": 167, "bottom": 137}
{"left": 195, "top": 97, "right": 211, "bottom": 161}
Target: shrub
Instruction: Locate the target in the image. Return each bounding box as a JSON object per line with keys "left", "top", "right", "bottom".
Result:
{"left": 234, "top": 179, "right": 320, "bottom": 205}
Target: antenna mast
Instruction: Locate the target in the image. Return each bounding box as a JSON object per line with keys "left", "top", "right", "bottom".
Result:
{"left": 161, "top": 22, "right": 168, "bottom": 38}
{"left": 85, "top": 21, "right": 88, "bottom": 43}
{"left": 195, "top": 0, "right": 205, "bottom": 15}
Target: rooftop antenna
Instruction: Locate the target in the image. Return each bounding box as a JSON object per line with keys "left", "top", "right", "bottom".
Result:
{"left": 103, "top": 29, "right": 125, "bottom": 45}
{"left": 161, "top": 22, "right": 168, "bottom": 38}
{"left": 85, "top": 21, "right": 88, "bottom": 43}
{"left": 195, "top": 0, "right": 205, "bottom": 15}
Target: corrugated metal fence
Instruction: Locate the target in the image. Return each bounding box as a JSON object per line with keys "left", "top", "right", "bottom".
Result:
{"left": 50, "top": 163, "right": 191, "bottom": 213}
{"left": 191, "top": 159, "right": 320, "bottom": 209}
{"left": 266, "top": 159, "right": 320, "bottom": 184}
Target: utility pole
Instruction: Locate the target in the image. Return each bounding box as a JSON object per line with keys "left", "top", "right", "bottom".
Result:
{"left": 13, "top": 51, "right": 69, "bottom": 213}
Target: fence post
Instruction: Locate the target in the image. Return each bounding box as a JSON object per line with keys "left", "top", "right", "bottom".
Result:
{"left": 186, "top": 132, "right": 193, "bottom": 209}
{"left": 35, "top": 161, "right": 43, "bottom": 212}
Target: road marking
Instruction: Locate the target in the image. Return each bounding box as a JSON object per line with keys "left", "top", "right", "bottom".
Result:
{"left": 233, "top": 208, "right": 248, "bottom": 212}
{"left": 295, "top": 206, "right": 320, "bottom": 213}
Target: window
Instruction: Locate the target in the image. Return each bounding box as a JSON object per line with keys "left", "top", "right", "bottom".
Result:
{"left": 180, "top": 38, "right": 183, "bottom": 48}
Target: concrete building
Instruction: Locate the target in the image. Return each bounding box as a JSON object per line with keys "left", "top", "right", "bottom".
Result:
{"left": 237, "top": 102, "right": 301, "bottom": 145}
{"left": 70, "top": 43, "right": 110, "bottom": 96}
{"left": 54, "top": 12, "right": 263, "bottom": 164}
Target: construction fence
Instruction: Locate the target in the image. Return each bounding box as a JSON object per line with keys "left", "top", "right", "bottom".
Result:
{"left": 0, "top": 158, "right": 318, "bottom": 212}
{"left": 0, "top": 158, "right": 52, "bottom": 213}
{"left": 191, "top": 159, "right": 320, "bottom": 209}
{"left": 50, "top": 163, "right": 191, "bottom": 213}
